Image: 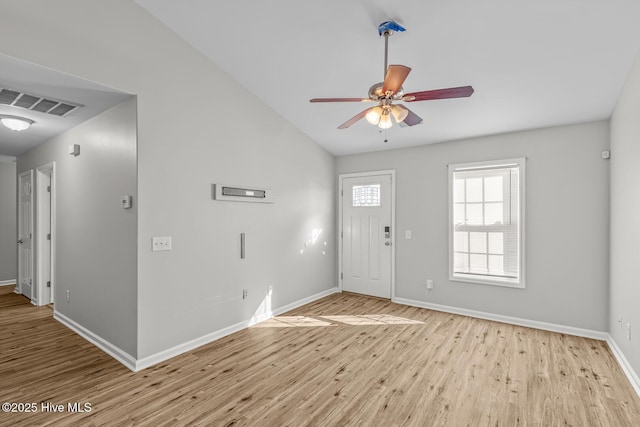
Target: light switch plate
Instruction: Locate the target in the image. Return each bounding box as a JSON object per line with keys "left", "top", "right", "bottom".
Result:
{"left": 152, "top": 236, "right": 172, "bottom": 251}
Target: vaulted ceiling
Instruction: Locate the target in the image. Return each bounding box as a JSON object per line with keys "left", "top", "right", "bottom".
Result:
{"left": 136, "top": 0, "right": 640, "bottom": 155}
{"left": 2, "top": 2, "right": 639, "bottom": 158}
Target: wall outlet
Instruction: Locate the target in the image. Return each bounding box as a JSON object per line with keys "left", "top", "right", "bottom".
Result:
{"left": 242, "top": 289, "right": 248, "bottom": 300}
{"left": 618, "top": 315, "right": 622, "bottom": 328}
{"left": 405, "top": 230, "right": 412, "bottom": 239}
{"left": 426, "top": 279, "right": 433, "bottom": 289}
{"left": 627, "top": 323, "right": 631, "bottom": 341}
{"left": 152, "top": 236, "right": 172, "bottom": 252}
{"left": 66, "top": 289, "right": 70, "bottom": 302}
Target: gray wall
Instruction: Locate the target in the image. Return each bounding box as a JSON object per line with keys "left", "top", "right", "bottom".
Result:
{"left": 0, "top": 161, "right": 17, "bottom": 282}
{"left": 338, "top": 121, "right": 610, "bottom": 331}
{"left": 610, "top": 52, "right": 640, "bottom": 376}
{"left": 17, "top": 98, "right": 138, "bottom": 357}
{"left": 1, "top": 1, "right": 336, "bottom": 359}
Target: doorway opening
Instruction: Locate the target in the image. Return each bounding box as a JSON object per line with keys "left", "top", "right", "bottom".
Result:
{"left": 35, "top": 162, "right": 55, "bottom": 306}
{"left": 16, "top": 164, "right": 55, "bottom": 307}
{"left": 17, "top": 169, "right": 33, "bottom": 299}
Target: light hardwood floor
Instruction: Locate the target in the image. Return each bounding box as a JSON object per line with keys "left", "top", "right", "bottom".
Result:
{"left": 1, "top": 287, "right": 639, "bottom": 426}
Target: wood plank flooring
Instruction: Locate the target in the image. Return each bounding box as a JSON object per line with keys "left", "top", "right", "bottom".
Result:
{"left": 1, "top": 287, "right": 639, "bottom": 426}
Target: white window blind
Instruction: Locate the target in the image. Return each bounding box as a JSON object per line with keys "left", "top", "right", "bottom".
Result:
{"left": 449, "top": 158, "right": 525, "bottom": 288}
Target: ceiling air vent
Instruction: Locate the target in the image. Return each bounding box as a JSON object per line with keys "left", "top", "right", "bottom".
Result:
{"left": 13, "top": 94, "right": 40, "bottom": 109}
{"left": 32, "top": 99, "right": 59, "bottom": 113}
{"left": 0, "top": 89, "right": 20, "bottom": 105}
{"left": 0, "top": 86, "right": 82, "bottom": 117}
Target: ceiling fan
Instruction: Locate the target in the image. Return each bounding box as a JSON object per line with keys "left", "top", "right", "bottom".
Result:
{"left": 310, "top": 21, "right": 474, "bottom": 130}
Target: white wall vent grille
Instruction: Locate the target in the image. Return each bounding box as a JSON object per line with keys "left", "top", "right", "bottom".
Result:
{"left": 0, "top": 86, "right": 82, "bottom": 117}
{"left": 212, "top": 184, "right": 273, "bottom": 203}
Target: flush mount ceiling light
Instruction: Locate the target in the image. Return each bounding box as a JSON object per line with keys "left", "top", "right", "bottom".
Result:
{"left": 0, "top": 115, "right": 34, "bottom": 131}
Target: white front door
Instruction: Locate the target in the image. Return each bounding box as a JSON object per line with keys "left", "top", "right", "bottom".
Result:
{"left": 18, "top": 170, "right": 34, "bottom": 299}
{"left": 341, "top": 173, "right": 393, "bottom": 299}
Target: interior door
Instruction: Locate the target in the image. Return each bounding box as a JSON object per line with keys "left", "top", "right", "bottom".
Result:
{"left": 18, "top": 170, "right": 34, "bottom": 299}
{"left": 342, "top": 174, "right": 392, "bottom": 298}
{"left": 38, "top": 168, "right": 53, "bottom": 305}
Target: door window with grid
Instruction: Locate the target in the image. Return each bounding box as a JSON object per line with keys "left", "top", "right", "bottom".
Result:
{"left": 449, "top": 158, "right": 525, "bottom": 288}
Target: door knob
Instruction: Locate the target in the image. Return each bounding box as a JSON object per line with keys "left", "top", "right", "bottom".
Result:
{"left": 385, "top": 241, "right": 391, "bottom": 246}
{"left": 17, "top": 239, "right": 23, "bottom": 244}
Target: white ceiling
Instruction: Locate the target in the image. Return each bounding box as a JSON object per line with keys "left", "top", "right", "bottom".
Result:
{"left": 136, "top": 0, "right": 640, "bottom": 156}
{"left": 0, "top": 54, "right": 132, "bottom": 158}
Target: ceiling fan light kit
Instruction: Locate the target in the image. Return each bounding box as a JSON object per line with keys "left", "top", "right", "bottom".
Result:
{"left": 378, "top": 110, "right": 392, "bottom": 129}
{"left": 391, "top": 105, "right": 409, "bottom": 123}
{"left": 365, "top": 106, "right": 383, "bottom": 125}
{"left": 310, "top": 20, "right": 474, "bottom": 132}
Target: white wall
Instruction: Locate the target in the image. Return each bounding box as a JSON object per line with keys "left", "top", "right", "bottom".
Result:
{"left": 17, "top": 98, "right": 138, "bottom": 356}
{"left": 338, "top": 121, "right": 610, "bottom": 331}
{"left": 0, "top": 1, "right": 336, "bottom": 360}
{"left": 0, "top": 161, "right": 17, "bottom": 282}
{"left": 610, "top": 51, "right": 640, "bottom": 377}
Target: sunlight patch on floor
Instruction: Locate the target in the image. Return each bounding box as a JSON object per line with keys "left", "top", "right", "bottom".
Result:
{"left": 253, "top": 314, "right": 423, "bottom": 328}
{"left": 252, "top": 316, "right": 335, "bottom": 328}
{"left": 321, "top": 314, "right": 424, "bottom": 326}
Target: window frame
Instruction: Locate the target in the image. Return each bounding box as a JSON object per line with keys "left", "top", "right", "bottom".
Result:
{"left": 448, "top": 158, "right": 526, "bottom": 289}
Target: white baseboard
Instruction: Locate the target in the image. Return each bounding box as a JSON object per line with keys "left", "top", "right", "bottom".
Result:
{"left": 135, "top": 318, "right": 253, "bottom": 372}
{"left": 54, "top": 311, "right": 137, "bottom": 372}
{"left": 135, "top": 286, "right": 340, "bottom": 372}
{"left": 0, "top": 279, "right": 16, "bottom": 286}
{"left": 606, "top": 336, "right": 640, "bottom": 398}
{"left": 393, "top": 297, "right": 609, "bottom": 341}
{"left": 265, "top": 286, "right": 340, "bottom": 320}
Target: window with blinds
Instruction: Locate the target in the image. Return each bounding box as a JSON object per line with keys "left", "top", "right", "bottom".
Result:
{"left": 448, "top": 158, "right": 525, "bottom": 288}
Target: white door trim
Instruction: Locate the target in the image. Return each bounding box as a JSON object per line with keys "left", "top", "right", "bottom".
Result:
{"left": 35, "top": 162, "right": 55, "bottom": 306}
{"left": 17, "top": 169, "right": 34, "bottom": 298}
{"left": 338, "top": 169, "right": 396, "bottom": 299}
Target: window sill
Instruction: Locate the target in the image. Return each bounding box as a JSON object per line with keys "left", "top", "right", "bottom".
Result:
{"left": 450, "top": 274, "right": 525, "bottom": 289}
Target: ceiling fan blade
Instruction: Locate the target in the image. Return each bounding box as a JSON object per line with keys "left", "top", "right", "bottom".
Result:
{"left": 337, "top": 108, "right": 374, "bottom": 129}
{"left": 310, "top": 98, "right": 373, "bottom": 103}
{"left": 403, "top": 86, "right": 474, "bottom": 102}
{"left": 382, "top": 65, "right": 411, "bottom": 95}
{"left": 395, "top": 105, "right": 423, "bottom": 127}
